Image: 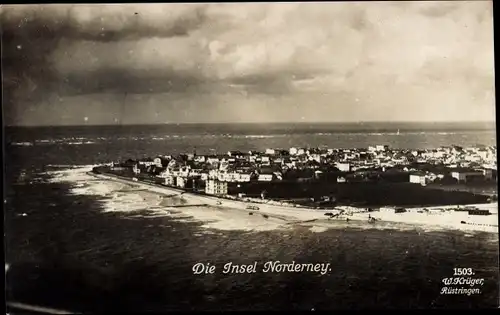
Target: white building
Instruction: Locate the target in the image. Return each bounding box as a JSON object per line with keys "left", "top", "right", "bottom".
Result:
{"left": 409, "top": 174, "right": 429, "bottom": 186}
{"left": 164, "top": 176, "right": 175, "bottom": 186}
{"left": 336, "top": 162, "right": 350, "bottom": 172}
{"left": 265, "top": 148, "right": 276, "bottom": 155}
{"left": 216, "top": 171, "right": 251, "bottom": 182}
{"left": 176, "top": 177, "right": 186, "bottom": 188}
{"left": 133, "top": 164, "right": 141, "bottom": 174}
{"left": 258, "top": 174, "right": 273, "bottom": 181}
{"left": 194, "top": 155, "right": 206, "bottom": 163}
{"left": 138, "top": 160, "right": 155, "bottom": 167}
{"left": 206, "top": 156, "right": 220, "bottom": 164}
{"left": 392, "top": 158, "right": 407, "bottom": 165}
{"left": 205, "top": 180, "right": 228, "bottom": 196}
{"left": 239, "top": 174, "right": 252, "bottom": 182}
{"left": 153, "top": 157, "right": 163, "bottom": 168}
{"left": 477, "top": 150, "right": 490, "bottom": 160}
{"left": 261, "top": 156, "right": 270, "bottom": 165}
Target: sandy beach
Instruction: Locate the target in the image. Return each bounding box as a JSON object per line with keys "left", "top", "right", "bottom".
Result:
{"left": 45, "top": 166, "right": 498, "bottom": 234}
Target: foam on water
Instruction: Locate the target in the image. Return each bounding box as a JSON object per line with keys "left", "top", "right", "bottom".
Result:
{"left": 44, "top": 165, "right": 98, "bottom": 183}
{"left": 71, "top": 183, "right": 122, "bottom": 196}
{"left": 10, "top": 142, "right": 33, "bottom": 146}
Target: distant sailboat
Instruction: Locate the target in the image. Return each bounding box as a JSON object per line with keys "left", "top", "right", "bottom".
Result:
{"left": 397, "top": 129, "right": 400, "bottom": 135}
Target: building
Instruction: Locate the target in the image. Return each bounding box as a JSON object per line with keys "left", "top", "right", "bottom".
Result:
{"left": 216, "top": 171, "right": 252, "bottom": 182}
{"left": 164, "top": 176, "right": 175, "bottom": 186}
{"left": 176, "top": 177, "right": 186, "bottom": 188}
{"left": 205, "top": 179, "right": 228, "bottom": 196}
{"left": 482, "top": 168, "right": 494, "bottom": 180}
{"left": 239, "top": 174, "right": 252, "bottom": 182}
{"left": 336, "top": 162, "right": 350, "bottom": 172}
{"left": 138, "top": 159, "right": 155, "bottom": 167}
{"left": 153, "top": 157, "right": 169, "bottom": 168}
{"left": 409, "top": 173, "right": 429, "bottom": 186}
{"left": 375, "top": 145, "right": 389, "bottom": 151}
{"left": 258, "top": 174, "right": 274, "bottom": 181}
{"left": 450, "top": 169, "right": 484, "bottom": 183}
{"left": 194, "top": 155, "right": 206, "bottom": 163}
{"left": 133, "top": 163, "right": 143, "bottom": 174}
{"left": 206, "top": 156, "right": 220, "bottom": 164}
{"left": 468, "top": 209, "right": 491, "bottom": 216}
{"left": 110, "top": 162, "right": 126, "bottom": 171}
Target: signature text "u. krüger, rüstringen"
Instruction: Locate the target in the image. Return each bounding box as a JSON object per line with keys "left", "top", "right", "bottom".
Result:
{"left": 192, "top": 261, "right": 332, "bottom": 275}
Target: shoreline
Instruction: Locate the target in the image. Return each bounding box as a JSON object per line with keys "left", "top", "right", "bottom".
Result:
{"left": 88, "top": 170, "right": 498, "bottom": 234}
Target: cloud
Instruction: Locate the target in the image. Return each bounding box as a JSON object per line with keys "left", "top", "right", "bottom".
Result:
{"left": 1, "top": 2, "right": 495, "bottom": 125}
{"left": 58, "top": 68, "right": 209, "bottom": 96}
{"left": 1, "top": 4, "right": 208, "bottom": 42}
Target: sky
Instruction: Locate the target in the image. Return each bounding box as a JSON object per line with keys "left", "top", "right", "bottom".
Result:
{"left": 1, "top": 2, "right": 495, "bottom": 126}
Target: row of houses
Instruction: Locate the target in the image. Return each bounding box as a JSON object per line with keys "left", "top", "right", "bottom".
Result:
{"left": 409, "top": 168, "right": 494, "bottom": 186}
{"left": 122, "top": 144, "right": 496, "bottom": 194}
{"left": 138, "top": 144, "right": 495, "bottom": 175}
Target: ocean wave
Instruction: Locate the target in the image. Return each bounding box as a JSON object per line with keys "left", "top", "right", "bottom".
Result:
{"left": 19, "top": 139, "right": 99, "bottom": 145}
{"left": 312, "top": 131, "right": 468, "bottom": 136}
{"left": 65, "top": 141, "right": 96, "bottom": 145}
{"left": 43, "top": 165, "right": 99, "bottom": 183}
{"left": 10, "top": 142, "right": 34, "bottom": 146}
{"left": 9, "top": 129, "right": 494, "bottom": 145}
{"left": 46, "top": 164, "right": 96, "bottom": 168}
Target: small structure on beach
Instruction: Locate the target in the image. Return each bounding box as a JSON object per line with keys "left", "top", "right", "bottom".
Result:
{"left": 394, "top": 207, "right": 407, "bottom": 213}
{"left": 467, "top": 209, "right": 491, "bottom": 216}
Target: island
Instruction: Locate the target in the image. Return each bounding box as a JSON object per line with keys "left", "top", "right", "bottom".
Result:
{"left": 90, "top": 144, "right": 498, "bottom": 232}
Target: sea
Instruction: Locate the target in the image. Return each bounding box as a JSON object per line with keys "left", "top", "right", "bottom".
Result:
{"left": 4, "top": 122, "right": 499, "bottom": 311}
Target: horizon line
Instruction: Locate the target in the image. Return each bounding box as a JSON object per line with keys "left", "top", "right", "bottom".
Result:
{"left": 4, "top": 120, "right": 497, "bottom": 128}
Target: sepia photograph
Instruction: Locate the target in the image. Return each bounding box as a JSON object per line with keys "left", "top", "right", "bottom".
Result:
{"left": 2, "top": 1, "right": 498, "bottom": 312}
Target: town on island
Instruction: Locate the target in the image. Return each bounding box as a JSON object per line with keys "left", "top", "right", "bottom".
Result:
{"left": 91, "top": 144, "right": 498, "bottom": 231}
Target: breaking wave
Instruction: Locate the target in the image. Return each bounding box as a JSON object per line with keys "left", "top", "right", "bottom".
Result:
{"left": 10, "top": 129, "right": 494, "bottom": 145}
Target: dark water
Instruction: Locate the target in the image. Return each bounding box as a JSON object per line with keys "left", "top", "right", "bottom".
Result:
{"left": 5, "top": 122, "right": 497, "bottom": 165}
{"left": 4, "top": 123, "right": 499, "bottom": 311}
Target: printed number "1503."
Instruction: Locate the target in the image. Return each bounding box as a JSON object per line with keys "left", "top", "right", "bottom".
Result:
{"left": 453, "top": 268, "right": 474, "bottom": 276}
